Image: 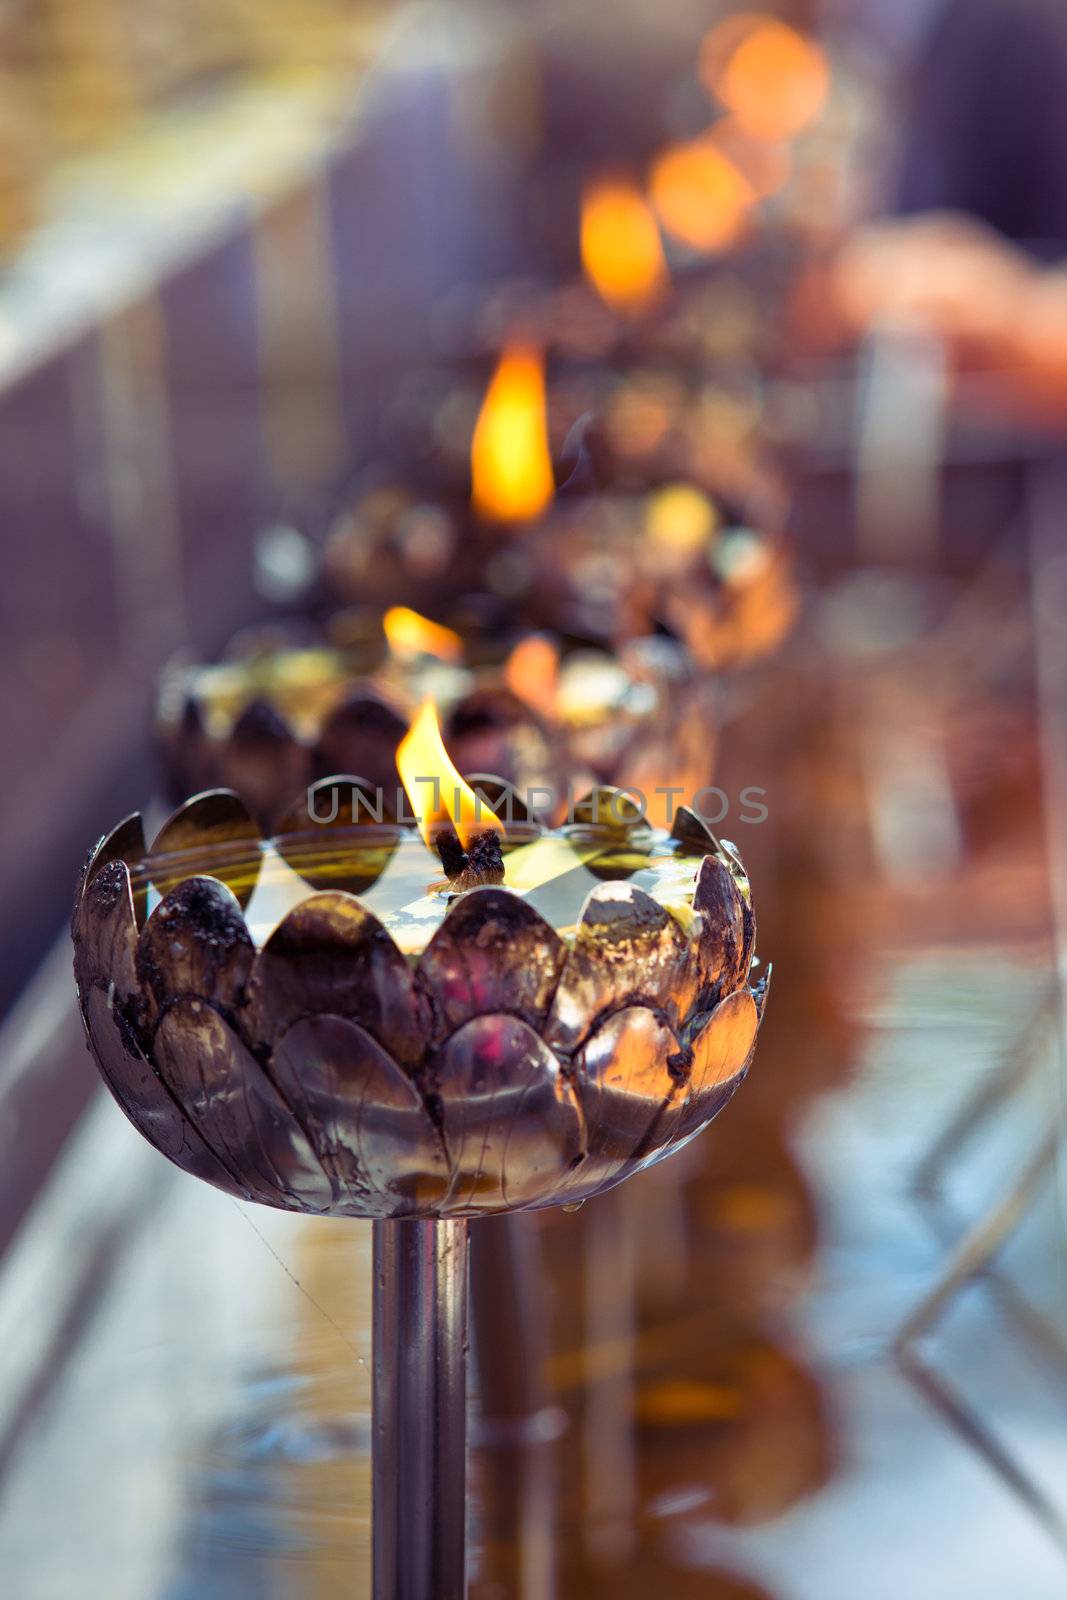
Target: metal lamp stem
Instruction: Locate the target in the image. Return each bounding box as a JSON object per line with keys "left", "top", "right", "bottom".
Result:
{"left": 372, "top": 1217, "right": 470, "bottom": 1600}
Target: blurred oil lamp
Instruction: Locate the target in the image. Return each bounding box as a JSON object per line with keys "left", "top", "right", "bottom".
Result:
{"left": 497, "top": 534, "right": 728, "bottom": 810}
{"left": 325, "top": 334, "right": 791, "bottom": 670}
{"left": 378, "top": 286, "right": 784, "bottom": 549}
{"left": 157, "top": 590, "right": 718, "bottom": 831}
{"left": 515, "top": 482, "right": 797, "bottom": 675}
{"left": 568, "top": 164, "right": 782, "bottom": 400}
{"left": 73, "top": 755, "right": 766, "bottom": 1596}
{"left": 421, "top": 162, "right": 768, "bottom": 380}
{"left": 323, "top": 341, "right": 558, "bottom": 614}
{"left": 156, "top": 607, "right": 468, "bottom": 827}
{"left": 376, "top": 195, "right": 782, "bottom": 534}
{"left": 468, "top": 630, "right": 721, "bottom": 828}
{"left": 470, "top": 343, "right": 555, "bottom": 525}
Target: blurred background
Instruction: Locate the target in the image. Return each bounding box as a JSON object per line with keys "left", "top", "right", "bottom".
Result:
{"left": 1, "top": 0, "right": 1066, "bottom": 1595}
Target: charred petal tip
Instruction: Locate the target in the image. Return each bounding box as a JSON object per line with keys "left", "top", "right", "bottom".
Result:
{"left": 752, "top": 962, "right": 772, "bottom": 1019}
{"left": 74, "top": 858, "right": 138, "bottom": 1001}
{"left": 717, "top": 837, "right": 748, "bottom": 881}
{"left": 136, "top": 875, "right": 255, "bottom": 1017}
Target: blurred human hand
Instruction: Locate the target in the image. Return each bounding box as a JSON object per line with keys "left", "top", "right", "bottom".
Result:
{"left": 791, "top": 212, "right": 1067, "bottom": 424}
{"left": 830, "top": 212, "right": 1032, "bottom": 353}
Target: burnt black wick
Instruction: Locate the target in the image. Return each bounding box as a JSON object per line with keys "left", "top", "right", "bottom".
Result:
{"left": 434, "top": 825, "right": 505, "bottom": 891}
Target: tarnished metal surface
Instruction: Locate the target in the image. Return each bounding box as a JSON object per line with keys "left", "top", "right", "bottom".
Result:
{"left": 72, "top": 791, "right": 764, "bottom": 1219}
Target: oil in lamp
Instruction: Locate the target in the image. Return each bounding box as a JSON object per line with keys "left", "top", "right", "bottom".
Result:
{"left": 72, "top": 702, "right": 766, "bottom": 1597}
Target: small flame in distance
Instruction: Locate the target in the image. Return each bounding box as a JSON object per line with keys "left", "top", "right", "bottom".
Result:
{"left": 471, "top": 344, "right": 555, "bottom": 525}
{"left": 383, "top": 606, "right": 464, "bottom": 664}
{"left": 581, "top": 176, "right": 669, "bottom": 314}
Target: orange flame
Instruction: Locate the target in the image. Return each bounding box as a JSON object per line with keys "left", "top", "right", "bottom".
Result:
{"left": 580, "top": 177, "right": 669, "bottom": 314}
{"left": 649, "top": 138, "right": 754, "bottom": 254}
{"left": 382, "top": 606, "right": 463, "bottom": 664}
{"left": 471, "top": 345, "right": 554, "bottom": 524}
{"left": 700, "top": 14, "right": 829, "bottom": 143}
{"left": 504, "top": 633, "right": 560, "bottom": 721}
{"left": 397, "top": 700, "right": 504, "bottom": 849}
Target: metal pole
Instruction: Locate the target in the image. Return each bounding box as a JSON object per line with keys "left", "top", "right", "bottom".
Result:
{"left": 373, "top": 1218, "right": 469, "bottom": 1600}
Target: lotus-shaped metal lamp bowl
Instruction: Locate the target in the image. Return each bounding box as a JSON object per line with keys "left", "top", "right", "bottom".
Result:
{"left": 71, "top": 786, "right": 767, "bottom": 1220}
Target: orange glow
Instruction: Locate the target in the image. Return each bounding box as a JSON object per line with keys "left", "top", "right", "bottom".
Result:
{"left": 700, "top": 15, "right": 829, "bottom": 143}
{"left": 470, "top": 345, "right": 554, "bottom": 524}
{"left": 580, "top": 177, "right": 669, "bottom": 314}
{"left": 644, "top": 483, "right": 719, "bottom": 555}
{"left": 504, "top": 634, "right": 560, "bottom": 721}
{"left": 649, "top": 139, "right": 754, "bottom": 254}
{"left": 397, "top": 700, "right": 504, "bottom": 849}
{"left": 605, "top": 375, "right": 675, "bottom": 456}
{"left": 382, "top": 606, "right": 463, "bottom": 664}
